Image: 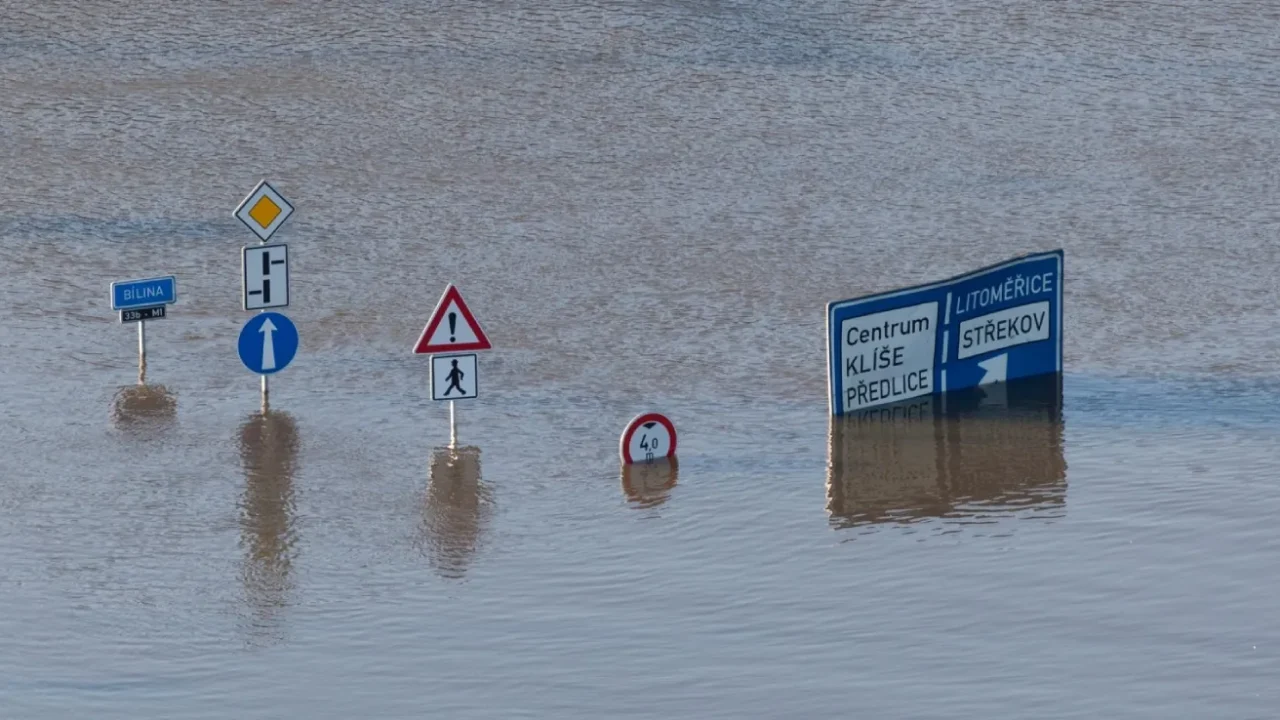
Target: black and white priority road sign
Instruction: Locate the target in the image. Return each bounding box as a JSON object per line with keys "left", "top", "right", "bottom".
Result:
{"left": 620, "top": 412, "right": 677, "bottom": 465}
{"left": 243, "top": 243, "right": 289, "bottom": 310}
{"left": 431, "top": 353, "right": 478, "bottom": 401}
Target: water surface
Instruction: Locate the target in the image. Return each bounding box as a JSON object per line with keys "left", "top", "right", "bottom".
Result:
{"left": 3, "top": 2, "right": 1280, "bottom": 717}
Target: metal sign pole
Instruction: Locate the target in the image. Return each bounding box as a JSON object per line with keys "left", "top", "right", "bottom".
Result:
{"left": 259, "top": 307, "right": 269, "bottom": 414}
{"left": 137, "top": 319, "right": 147, "bottom": 384}
{"left": 449, "top": 400, "right": 457, "bottom": 449}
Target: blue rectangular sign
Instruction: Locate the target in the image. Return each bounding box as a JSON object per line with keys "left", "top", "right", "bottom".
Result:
{"left": 110, "top": 275, "right": 177, "bottom": 311}
{"left": 827, "top": 250, "right": 1063, "bottom": 415}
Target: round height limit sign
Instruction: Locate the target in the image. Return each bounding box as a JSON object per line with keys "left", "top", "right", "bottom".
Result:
{"left": 620, "top": 413, "right": 677, "bottom": 465}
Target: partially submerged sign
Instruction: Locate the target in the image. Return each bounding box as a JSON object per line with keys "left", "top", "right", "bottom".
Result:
{"left": 414, "top": 284, "right": 492, "bottom": 447}
{"left": 234, "top": 179, "right": 298, "bottom": 412}
{"left": 826, "top": 250, "right": 1063, "bottom": 415}
{"left": 620, "top": 413, "right": 677, "bottom": 465}
{"left": 110, "top": 275, "right": 178, "bottom": 382}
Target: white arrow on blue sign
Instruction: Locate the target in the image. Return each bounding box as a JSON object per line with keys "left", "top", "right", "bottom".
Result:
{"left": 238, "top": 311, "right": 299, "bottom": 375}
{"left": 826, "top": 250, "right": 1063, "bottom": 415}
{"left": 110, "top": 276, "right": 177, "bottom": 311}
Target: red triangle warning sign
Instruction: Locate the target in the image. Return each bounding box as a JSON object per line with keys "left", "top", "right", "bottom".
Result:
{"left": 413, "top": 284, "right": 492, "bottom": 354}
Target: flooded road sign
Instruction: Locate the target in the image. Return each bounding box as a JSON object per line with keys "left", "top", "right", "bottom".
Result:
{"left": 431, "top": 354, "right": 478, "bottom": 401}
{"left": 826, "top": 249, "right": 1063, "bottom": 415}
{"left": 234, "top": 180, "right": 296, "bottom": 411}
{"left": 414, "top": 284, "right": 490, "bottom": 447}
{"left": 620, "top": 413, "right": 677, "bottom": 465}
{"left": 110, "top": 275, "right": 177, "bottom": 383}
{"left": 111, "top": 275, "right": 177, "bottom": 311}
{"left": 413, "top": 284, "right": 492, "bottom": 354}
{"left": 238, "top": 312, "right": 298, "bottom": 375}
{"left": 242, "top": 244, "right": 289, "bottom": 310}
{"left": 234, "top": 180, "right": 294, "bottom": 242}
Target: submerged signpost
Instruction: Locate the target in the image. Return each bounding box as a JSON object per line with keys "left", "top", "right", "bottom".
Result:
{"left": 619, "top": 412, "right": 678, "bottom": 465}
{"left": 618, "top": 412, "right": 679, "bottom": 503}
{"left": 234, "top": 180, "right": 296, "bottom": 412}
{"left": 826, "top": 250, "right": 1063, "bottom": 415}
{"left": 110, "top": 275, "right": 178, "bottom": 383}
{"left": 414, "top": 284, "right": 492, "bottom": 447}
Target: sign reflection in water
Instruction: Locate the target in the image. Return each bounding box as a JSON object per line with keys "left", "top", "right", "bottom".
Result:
{"left": 620, "top": 457, "right": 679, "bottom": 509}
{"left": 109, "top": 384, "right": 177, "bottom": 433}
{"left": 237, "top": 411, "right": 300, "bottom": 640}
{"left": 420, "top": 446, "right": 491, "bottom": 579}
{"left": 826, "top": 376, "right": 1066, "bottom": 529}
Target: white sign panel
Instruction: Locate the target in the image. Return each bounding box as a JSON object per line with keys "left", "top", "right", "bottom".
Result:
{"left": 956, "top": 301, "right": 1051, "bottom": 360}
{"left": 431, "top": 353, "right": 478, "bottom": 401}
{"left": 838, "top": 301, "right": 937, "bottom": 412}
{"left": 242, "top": 244, "right": 289, "bottom": 310}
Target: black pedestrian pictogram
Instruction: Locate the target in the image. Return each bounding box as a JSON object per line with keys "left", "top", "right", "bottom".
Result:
{"left": 444, "top": 359, "right": 466, "bottom": 396}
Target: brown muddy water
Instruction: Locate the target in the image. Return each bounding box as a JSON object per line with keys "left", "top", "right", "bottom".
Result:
{"left": 3, "top": 2, "right": 1280, "bottom": 718}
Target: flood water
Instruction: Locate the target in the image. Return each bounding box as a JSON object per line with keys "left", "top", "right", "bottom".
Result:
{"left": 3, "top": 2, "right": 1280, "bottom": 717}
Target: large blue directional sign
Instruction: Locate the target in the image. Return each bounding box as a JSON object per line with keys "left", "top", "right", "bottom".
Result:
{"left": 238, "top": 312, "right": 299, "bottom": 375}
{"left": 827, "top": 250, "right": 1063, "bottom": 415}
{"left": 110, "top": 275, "right": 177, "bottom": 311}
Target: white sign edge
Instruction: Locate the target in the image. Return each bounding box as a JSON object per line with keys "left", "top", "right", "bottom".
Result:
{"left": 825, "top": 249, "right": 1063, "bottom": 415}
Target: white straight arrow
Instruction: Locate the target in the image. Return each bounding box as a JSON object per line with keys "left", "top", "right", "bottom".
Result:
{"left": 977, "top": 353, "right": 1007, "bottom": 385}
{"left": 259, "top": 317, "right": 278, "bottom": 371}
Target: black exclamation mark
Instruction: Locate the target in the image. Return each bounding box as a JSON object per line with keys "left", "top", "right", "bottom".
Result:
{"left": 448, "top": 312, "right": 457, "bottom": 342}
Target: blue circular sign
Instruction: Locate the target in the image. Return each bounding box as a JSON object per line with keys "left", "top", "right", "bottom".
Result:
{"left": 238, "top": 312, "right": 298, "bottom": 375}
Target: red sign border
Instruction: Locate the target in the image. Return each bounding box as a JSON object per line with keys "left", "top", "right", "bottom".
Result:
{"left": 413, "top": 284, "right": 492, "bottom": 354}
{"left": 619, "top": 412, "right": 678, "bottom": 465}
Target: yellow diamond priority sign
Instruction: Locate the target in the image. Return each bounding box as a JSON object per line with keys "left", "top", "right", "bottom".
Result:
{"left": 234, "top": 180, "right": 294, "bottom": 242}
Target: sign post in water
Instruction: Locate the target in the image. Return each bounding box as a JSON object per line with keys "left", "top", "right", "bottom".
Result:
{"left": 619, "top": 412, "right": 677, "bottom": 465}
{"left": 109, "top": 275, "right": 178, "bottom": 384}
{"left": 825, "top": 250, "right": 1064, "bottom": 415}
{"left": 238, "top": 312, "right": 299, "bottom": 376}
{"left": 414, "top": 284, "right": 492, "bottom": 447}
{"left": 234, "top": 180, "right": 296, "bottom": 412}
